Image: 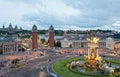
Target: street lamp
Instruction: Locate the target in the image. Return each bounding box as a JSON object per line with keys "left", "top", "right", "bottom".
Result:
{"left": 6, "top": 63, "right": 10, "bottom": 76}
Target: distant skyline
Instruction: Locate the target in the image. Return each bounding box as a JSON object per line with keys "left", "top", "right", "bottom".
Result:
{"left": 0, "top": 0, "right": 120, "bottom": 31}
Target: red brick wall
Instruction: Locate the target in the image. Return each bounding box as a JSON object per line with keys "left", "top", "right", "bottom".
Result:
{"left": 32, "top": 32, "right": 38, "bottom": 49}
{"left": 49, "top": 32, "right": 54, "bottom": 47}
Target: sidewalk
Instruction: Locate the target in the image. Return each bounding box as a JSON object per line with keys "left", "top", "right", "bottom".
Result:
{"left": 0, "top": 53, "right": 48, "bottom": 76}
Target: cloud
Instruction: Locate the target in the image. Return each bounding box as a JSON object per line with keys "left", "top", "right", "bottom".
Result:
{"left": 0, "top": 0, "right": 120, "bottom": 31}
{"left": 112, "top": 21, "right": 120, "bottom": 26}
{"left": 22, "top": 0, "right": 81, "bottom": 24}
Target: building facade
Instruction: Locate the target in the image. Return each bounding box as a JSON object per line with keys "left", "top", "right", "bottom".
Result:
{"left": 0, "top": 23, "right": 22, "bottom": 32}
{"left": 0, "top": 37, "right": 22, "bottom": 54}
{"left": 61, "top": 38, "right": 72, "bottom": 48}
{"left": 106, "top": 37, "right": 115, "bottom": 50}
{"left": 114, "top": 41, "right": 120, "bottom": 54}
{"left": 59, "top": 34, "right": 116, "bottom": 50}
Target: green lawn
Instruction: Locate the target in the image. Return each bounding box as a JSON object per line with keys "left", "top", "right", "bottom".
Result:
{"left": 53, "top": 58, "right": 90, "bottom": 77}
{"left": 53, "top": 58, "right": 120, "bottom": 77}
{"left": 11, "top": 63, "right": 25, "bottom": 68}
{"left": 104, "top": 59, "right": 120, "bottom": 65}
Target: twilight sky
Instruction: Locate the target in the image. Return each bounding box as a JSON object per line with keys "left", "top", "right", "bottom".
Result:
{"left": 0, "top": 0, "right": 120, "bottom": 31}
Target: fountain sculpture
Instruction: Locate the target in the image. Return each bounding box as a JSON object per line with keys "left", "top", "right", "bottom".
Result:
{"left": 85, "top": 37, "right": 102, "bottom": 69}
{"left": 70, "top": 36, "right": 117, "bottom": 75}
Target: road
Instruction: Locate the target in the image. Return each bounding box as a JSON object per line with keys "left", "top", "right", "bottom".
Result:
{"left": 1, "top": 48, "right": 119, "bottom": 77}
{"left": 1, "top": 49, "right": 68, "bottom": 77}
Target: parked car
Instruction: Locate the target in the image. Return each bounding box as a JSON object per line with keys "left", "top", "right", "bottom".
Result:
{"left": 50, "top": 73, "right": 59, "bottom": 77}
{"left": 65, "top": 55, "right": 70, "bottom": 58}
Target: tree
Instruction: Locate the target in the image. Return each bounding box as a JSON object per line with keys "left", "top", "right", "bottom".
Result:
{"left": 41, "top": 38, "right": 46, "bottom": 44}
{"left": 55, "top": 41, "right": 61, "bottom": 47}
{"left": 11, "top": 59, "right": 20, "bottom": 65}
{"left": 22, "top": 48, "right": 25, "bottom": 52}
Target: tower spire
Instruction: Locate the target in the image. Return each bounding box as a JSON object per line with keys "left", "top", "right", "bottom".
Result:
{"left": 49, "top": 25, "right": 55, "bottom": 47}
{"left": 32, "top": 24, "right": 38, "bottom": 50}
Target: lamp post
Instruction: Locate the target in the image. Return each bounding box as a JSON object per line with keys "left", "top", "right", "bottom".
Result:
{"left": 6, "top": 63, "right": 10, "bottom": 76}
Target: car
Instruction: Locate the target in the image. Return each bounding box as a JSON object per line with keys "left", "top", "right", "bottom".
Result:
{"left": 65, "top": 55, "right": 70, "bottom": 58}
{"left": 50, "top": 73, "right": 59, "bottom": 77}
{"left": 79, "top": 54, "right": 83, "bottom": 56}
{"left": 74, "top": 55, "right": 78, "bottom": 57}
{"left": 101, "top": 55, "right": 105, "bottom": 57}
{"left": 48, "top": 59, "right": 51, "bottom": 62}
{"left": 55, "top": 53, "right": 60, "bottom": 56}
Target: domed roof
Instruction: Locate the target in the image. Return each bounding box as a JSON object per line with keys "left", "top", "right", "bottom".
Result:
{"left": 49, "top": 25, "right": 54, "bottom": 32}
{"left": 32, "top": 24, "right": 38, "bottom": 32}
{"left": 9, "top": 23, "right": 13, "bottom": 29}
{"left": 15, "top": 25, "right": 18, "bottom": 29}
{"left": 15, "top": 38, "right": 21, "bottom": 41}
{"left": 106, "top": 37, "right": 113, "bottom": 40}
{"left": 64, "top": 38, "right": 68, "bottom": 41}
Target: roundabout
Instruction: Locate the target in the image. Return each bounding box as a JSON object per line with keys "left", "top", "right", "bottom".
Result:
{"left": 52, "top": 37, "right": 120, "bottom": 77}
{"left": 53, "top": 57, "right": 120, "bottom": 77}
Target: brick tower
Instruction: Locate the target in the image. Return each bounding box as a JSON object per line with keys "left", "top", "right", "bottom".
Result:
{"left": 49, "top": 25, "right": 55, "bottom": 47}
{"left": 32, "top": 25, "right": 38, "bottom": 50}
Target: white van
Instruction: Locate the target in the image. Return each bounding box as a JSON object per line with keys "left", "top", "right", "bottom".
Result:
{"left": 50, "top": 73, "right": 59, "bottom": 77}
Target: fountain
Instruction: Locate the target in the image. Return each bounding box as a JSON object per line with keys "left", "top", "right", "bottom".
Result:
{"left": 70, "top": 36, "right": 120, "bottom": 75}
{"left": 52, "top": 36, "right": 120, "bottom": 77}
{"left": 85, "top": 37, "right": 102, "bottom": 69}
